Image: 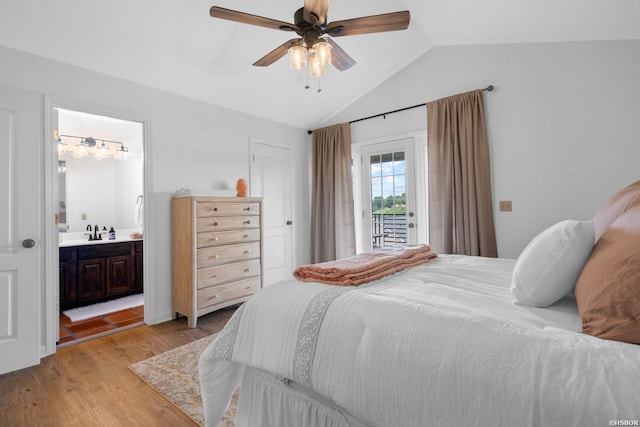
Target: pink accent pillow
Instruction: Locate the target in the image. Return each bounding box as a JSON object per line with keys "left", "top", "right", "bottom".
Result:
{"left": 592, "top": 179, "right": 640, "bottom": 241}
{"left": 575, "top": 206, "right": 640, "bottom": 344}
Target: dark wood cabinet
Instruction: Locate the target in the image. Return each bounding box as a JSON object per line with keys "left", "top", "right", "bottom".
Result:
{"left": 59, "top": 240, "right": 143, "bottom": 310}
{"left": 105, "top": 255, "right": 134, "bottom": 295}
{"left": 59, "top": 247, "right": 77, "bottom": 310}
{"left": 77, "top": 258, "right": 106, "bottom": 301}
{"left": 134, "top": 241, "right": 143, "bottom": 291}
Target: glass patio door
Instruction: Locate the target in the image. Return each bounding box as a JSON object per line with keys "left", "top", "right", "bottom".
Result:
{"left": 361, "top": 139, "right": 417, "bottom": 251}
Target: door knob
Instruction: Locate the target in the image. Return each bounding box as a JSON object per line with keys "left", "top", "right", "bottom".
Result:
{"left": 408, "top": 223, "right": 415, "bottom": 229}
{"left": 22, "top": 239, "right": 36, "bottom": 248}
{"left": 286, "top": 220, "right": 292, "bottom": 225}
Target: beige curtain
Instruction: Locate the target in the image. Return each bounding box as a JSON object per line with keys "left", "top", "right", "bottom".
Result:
{"left": 311, "top": 123, "right": 356, "bottom": 263}
{"left": 427, "top": 90, "right": 498, "bottom": 257}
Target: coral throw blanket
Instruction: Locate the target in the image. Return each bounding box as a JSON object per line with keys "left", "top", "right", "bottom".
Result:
{"left": 293, "top": 244, "right": 438, "bottom": 286}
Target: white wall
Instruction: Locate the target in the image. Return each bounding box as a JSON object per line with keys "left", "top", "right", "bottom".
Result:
{"left": 327, "top": 40, "right": 640, "bottom": 258}
{"left": 0, "top": 45, "right": 311, "bottom": 328}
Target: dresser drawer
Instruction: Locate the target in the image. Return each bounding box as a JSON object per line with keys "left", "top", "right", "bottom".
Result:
{"left": 197, "top": 215, "right": 258, "bottom": 232}
{"left": 197, "top": 241, "right": 260, "bottom": 267}
{"left": 197, "top": 228, "right": 260, "bottom": 248}
{"left": 197, "top": 276, "right": 261, "bottom": 310}
{"left": 197, "top": 202, "right": 260, "bottom": 217}
{"left": 197, "top": 258, "right": 260, "bottom": 288}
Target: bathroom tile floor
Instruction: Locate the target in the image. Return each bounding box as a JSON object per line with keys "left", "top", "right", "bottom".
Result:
{"left": 57, "top": 305, "right": 145, "bottom": 349}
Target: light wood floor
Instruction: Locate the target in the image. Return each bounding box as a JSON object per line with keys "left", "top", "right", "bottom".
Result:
{"left": 0, "top": 306, "right": 236, "bottom": 427}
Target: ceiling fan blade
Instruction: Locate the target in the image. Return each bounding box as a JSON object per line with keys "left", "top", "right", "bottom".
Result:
{"left": 303, "top": 0, "right": 331, "bottom": 26}
{"left": 325, "top": 10, "right": 410, "bottom": 37}
{"left": 253, "top": 39, "right": 300, "bottom": 67}
{"left": 326, "top": 39, "right": 356, "bottom": 71}
{"left": 210, "top": 6, "right": 297, "bottom": 32}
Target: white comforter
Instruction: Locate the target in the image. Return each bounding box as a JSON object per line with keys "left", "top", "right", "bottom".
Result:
{"left": 199, "top": 255, "right": 640, "bottom": 426}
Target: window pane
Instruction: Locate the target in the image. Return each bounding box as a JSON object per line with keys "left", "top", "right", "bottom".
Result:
{"left": 369, "top": 150, "right": 408, "bottom": 249}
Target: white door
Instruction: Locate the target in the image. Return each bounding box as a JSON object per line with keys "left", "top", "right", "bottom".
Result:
{"left": 250, "top": 141, "right": 293, "bottom": 286}
{"left": 0, "top": 85, "right": 42, "bottom": 375}
{"left": 361, "top": 139, "right": 417, "bottom": 251}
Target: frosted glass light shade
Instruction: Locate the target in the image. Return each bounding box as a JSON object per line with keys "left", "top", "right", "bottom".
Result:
{"left": 94, "top": 142, "right": 109, "bottom": 160}
{"left": 309, "top": 54, "right": 325, "bottom": 77}
{"left": 288, "top": 45, "right": 307, "bottom": 69}
{"left": 72, "top": 144, "right": 88, "bottom": 158}
{"left": 115, "top": 146, "right": 128, "bottom": 161}
{"left": 314, "top": 40, "right": 332, "bottom": 65}
{"left": 57, "top": 139, "right": 67, "bottom": 156}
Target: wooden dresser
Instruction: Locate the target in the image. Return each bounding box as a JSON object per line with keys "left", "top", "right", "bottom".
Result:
{"left": 171, "top": 195, "right": 263, "bottom": 327}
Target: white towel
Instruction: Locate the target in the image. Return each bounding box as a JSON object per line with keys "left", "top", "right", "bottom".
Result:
{"left": 135, "top": 195, "right": 144, "bottom": 226}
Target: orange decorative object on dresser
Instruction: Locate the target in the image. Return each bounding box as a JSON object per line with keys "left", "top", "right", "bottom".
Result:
{"left": 236, "top": 178, "right": 247, "bottom": 197}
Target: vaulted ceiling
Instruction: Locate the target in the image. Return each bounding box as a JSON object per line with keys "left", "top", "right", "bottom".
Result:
{"left": 1, "top": 0, "right": 639, "bottom": 129}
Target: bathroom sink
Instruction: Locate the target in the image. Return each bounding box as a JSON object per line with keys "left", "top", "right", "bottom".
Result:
{"left": 59, "top": 235, "right": 142, "bottom": 247}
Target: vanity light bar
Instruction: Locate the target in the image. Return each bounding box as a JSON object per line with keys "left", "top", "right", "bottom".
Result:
{"left": 57, "top": 134, "right": 129, "bottom": 161}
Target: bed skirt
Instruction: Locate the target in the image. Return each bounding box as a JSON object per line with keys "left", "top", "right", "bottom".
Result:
{"left": 236, "top": 367, "right": 368, "bottom": 427}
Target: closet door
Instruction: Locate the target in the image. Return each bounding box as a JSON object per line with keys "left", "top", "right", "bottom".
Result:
{"left": 250, "top": 140, "right": 293, "bottom": 286}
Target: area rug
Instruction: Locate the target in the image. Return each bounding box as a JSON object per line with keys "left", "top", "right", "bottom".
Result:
{"left": 63, "top": 293, "right": 144, "bottom": 322}
{"left": 129, "top": 333, "right": 237, "bottom": 426}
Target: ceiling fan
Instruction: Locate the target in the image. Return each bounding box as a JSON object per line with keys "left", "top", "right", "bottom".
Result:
{"left": 209, "top": 0, "right": 410, "bottom": 76}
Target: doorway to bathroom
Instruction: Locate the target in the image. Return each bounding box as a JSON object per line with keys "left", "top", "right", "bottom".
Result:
{"left": 52, "top": 107, "right": 146, "bottom": 348}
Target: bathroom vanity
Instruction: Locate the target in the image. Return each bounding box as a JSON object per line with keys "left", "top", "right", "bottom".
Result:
{"left": 59, "top": 238, "right": 143, "bottom": 310}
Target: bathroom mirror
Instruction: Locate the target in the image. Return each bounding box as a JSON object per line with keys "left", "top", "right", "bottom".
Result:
{"left": 61, "top": 155, "right": 143, "bottom": 233}
{"left": 58, "top": 160, "right": 67, "bottom": 230}
{"left": 58, "top": 108, "right": 144, "bottom": 234}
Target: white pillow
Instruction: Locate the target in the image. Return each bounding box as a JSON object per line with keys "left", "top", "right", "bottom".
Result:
{"left": 511, "top": 220, "right": 595, "bottom": 307}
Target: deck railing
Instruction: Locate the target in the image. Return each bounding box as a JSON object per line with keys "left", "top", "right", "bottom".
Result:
{"left": 372, "top": 213, "right": 407, "bottom": 248}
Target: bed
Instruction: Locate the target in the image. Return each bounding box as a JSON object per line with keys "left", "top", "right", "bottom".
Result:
{"left": 199, "top": 181, "right": 640, "bottom": 427}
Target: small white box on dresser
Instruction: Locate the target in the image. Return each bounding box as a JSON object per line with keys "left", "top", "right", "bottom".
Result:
{"left": 171, "top": 193, "right": 263, "bottom": 328}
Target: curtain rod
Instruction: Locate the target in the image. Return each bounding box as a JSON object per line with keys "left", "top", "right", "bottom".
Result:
{"left": 307, "top": 85, "right": 494, "bottom": 134}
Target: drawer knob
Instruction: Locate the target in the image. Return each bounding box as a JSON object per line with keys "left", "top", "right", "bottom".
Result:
{"left": 243, "top": 234, "right": 250, "bottom": 239}
{"left": 214, "top": 254, "right": 219, "bottom": 259}
{"left": 244, "top": 220, "right": 251, "bottom": 225}
{"left": 214, "top": 207, "right": 218, "bottom": 212}
{"left": 215, "top": 293, "right": 220, "bottom": 299}
{"left": 245, "top": 268, "right": 252, "bottom": 272}
{"left": 213, "top": 222, "right": 218, "bottom": 227}
{"left": 214, "top": 237, "right": 219, "bottom": 241}
{"left": 245, "top": 286, "right": 252, "bottom": 290}
{"left": 243, "top": 207, "right": 251, "bottom": 211}
{"left": 244, "top": 250, "right": 251, "bottom": 255}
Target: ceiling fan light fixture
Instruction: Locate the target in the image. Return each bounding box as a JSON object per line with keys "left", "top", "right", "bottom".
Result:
{"left": 288, "top": 45, "right": 307, "bottom": 70}
{"left": 209, "top": 4, "right": 410, "bottom": 79}
{"left": 314, "top": 40, "right": 332, "bottom": 66}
